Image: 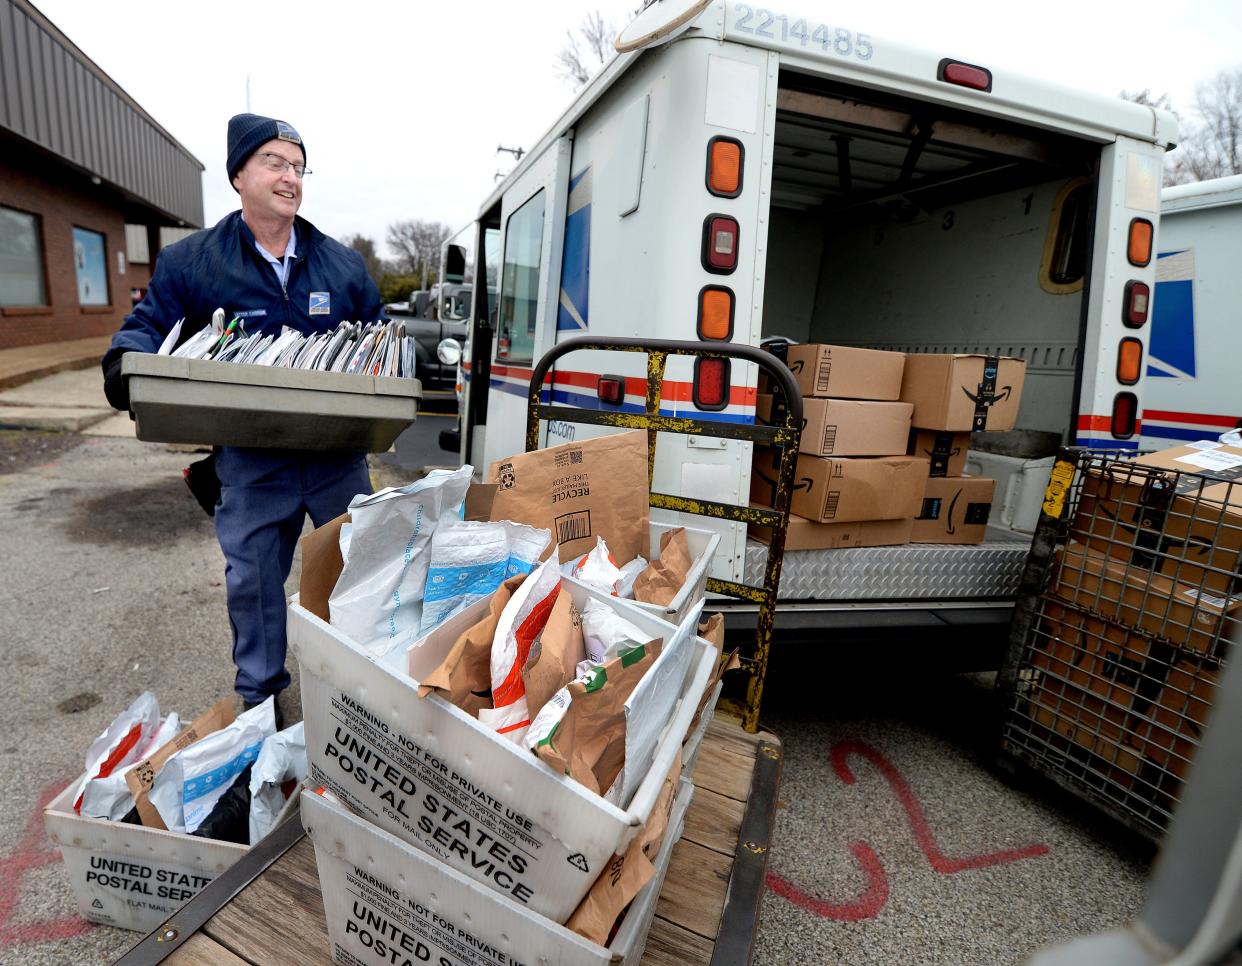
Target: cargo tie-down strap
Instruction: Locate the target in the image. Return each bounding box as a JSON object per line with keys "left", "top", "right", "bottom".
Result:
{"left": 964, "top": 354, "right": 1012, "bottom": 432}
{"left": 926, "top": 432, "right": 958, "bottom": 477}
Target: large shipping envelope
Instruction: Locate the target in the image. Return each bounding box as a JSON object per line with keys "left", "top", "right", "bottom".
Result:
{"left": 900, "top": 353, "right": 1026, "bottom": 431}
{"left": 783, "top": 344, "right": 905, "bottom": 400}
{"left": 487, "top": 430, "right": 650, "bottom": 564}
{"left": 758, "top": 393, "right": 912, "bottom": 457}
{"left": 1072, "top": 441, "right": 1242, "bottom": 595}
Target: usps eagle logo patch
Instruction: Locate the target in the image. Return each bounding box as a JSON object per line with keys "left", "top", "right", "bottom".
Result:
{"left": 309, "top": 292, "right": 330, "bottom": 316}
{"left": 275, "top": 121, "right": 302, "bottom": 145}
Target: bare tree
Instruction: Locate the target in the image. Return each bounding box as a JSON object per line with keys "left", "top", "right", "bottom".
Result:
{"left": 1173, "top": 68, "right": 1242, "bottom": 183}
{"left": 555, "top": 10, "right": 617, "bottom": 91}
{"left": 385, "top": 219, "right": 452, "bottom": 285}
{"left": 341, "top": 234, "right": 384, "bottom": 284}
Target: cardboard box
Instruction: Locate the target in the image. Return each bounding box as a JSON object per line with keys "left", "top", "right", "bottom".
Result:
{"left": 908, "top": 429, "right": 971, "bottom": 478}
{"left": 749, "top": 514, "right": 913, "bottom": 550}
{"left": 1126, "top": 659, "right": 1217, "bottom": 784}
{"left": 304, "top": 775, "right": 693, "bottom": 966}
{"left": 783, "top": 343, "right": 905, "bottom": 400}
{"left": 751, "top": 449, "right": 927, "bottom": 523}
{"left": 899, "top": 353, "right": 1027, "bottom": 431}
{"left": 911, "top": 477, "right": 995, "bottom": 544}
{"left": 1072, "top": 443, "right": 1242, "bottom": 596}
{"left": 1034, "top": 601, "right": 1158, "bottom": 712}
{"left": 292, "top": 524, "right": 713, "bottom": 922}
{"left": 43, "top": 777, "right": 299, "bottom": 932}
{"left": 1029, "top": 701, "right": 1142, "bottom": 777}
{"left": 757, "top": 393, "right": 913, "bottom": 457}
{"left": 1051, "top": 543, "right": 1242, "bottom": 657}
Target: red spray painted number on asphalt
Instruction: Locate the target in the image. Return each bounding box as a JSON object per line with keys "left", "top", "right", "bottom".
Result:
{"left": 767, "top": 739, "right": 1050, "bottom": 922}
{"left": 0, "top": 779, "right": 95, "bottom": 946}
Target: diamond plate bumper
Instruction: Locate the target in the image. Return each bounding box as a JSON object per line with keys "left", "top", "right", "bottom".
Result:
{"left": 743, "top": 537, "right": 1031, "bottom": 601}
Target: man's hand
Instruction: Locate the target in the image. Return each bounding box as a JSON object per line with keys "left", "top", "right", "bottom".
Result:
{"left": 103, "top": 354, "right": 130, "bottom": 412}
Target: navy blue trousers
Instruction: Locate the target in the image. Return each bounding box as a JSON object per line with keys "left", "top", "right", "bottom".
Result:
{"left": 214, "top": 448, "right": 371, "bottom": 702}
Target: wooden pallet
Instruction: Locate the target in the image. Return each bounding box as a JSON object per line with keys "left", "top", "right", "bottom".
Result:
{"left": 116, "top": 714, "right": 781, "bottom": 966}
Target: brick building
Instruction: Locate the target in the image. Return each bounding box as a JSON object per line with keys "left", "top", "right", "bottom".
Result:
{"left": 0, "top": 0, "right": 204, "bottom": 349}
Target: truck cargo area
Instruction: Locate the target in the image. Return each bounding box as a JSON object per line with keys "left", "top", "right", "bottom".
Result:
{"left": 745, "top": 70, "right": 1102, "bottom": 619}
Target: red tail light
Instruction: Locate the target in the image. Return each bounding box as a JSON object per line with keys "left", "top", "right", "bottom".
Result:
{"left": 1123, "top": 280, "right": 1150, "bottom": 327}
{"left": 938, "top": 59, "right": 992, "bottom": 92}
{"left": 702, "top": 215, "right": 739, "bottom": 274}
{"left": 598, "top": 375, "right": 624, "bottom": 406}
{"left": 1112, "top": 392, "right": 1138, "bottom": 439}
{"left": 694, "top": 357, "right": 730, "bottom": 411}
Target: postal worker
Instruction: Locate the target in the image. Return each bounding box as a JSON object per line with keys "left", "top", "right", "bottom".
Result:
{"left": 102, "top": 114, "right": 384, "bottom": 726}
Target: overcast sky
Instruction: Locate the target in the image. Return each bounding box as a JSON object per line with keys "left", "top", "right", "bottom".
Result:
{"left": 31, "top": 0, "right": 1242, "bottom": 260}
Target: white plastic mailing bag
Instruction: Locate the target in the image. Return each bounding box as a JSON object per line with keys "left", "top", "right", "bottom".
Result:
{"left": 329, "top": 466, "right": 472, "bottom": 657}
{"left": 148, "top": 699, "right": 276, "bottom": 833}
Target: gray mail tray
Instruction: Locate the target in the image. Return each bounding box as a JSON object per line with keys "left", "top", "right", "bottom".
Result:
{"left": 122, "top": 353, "right": 420, "bottom": 452}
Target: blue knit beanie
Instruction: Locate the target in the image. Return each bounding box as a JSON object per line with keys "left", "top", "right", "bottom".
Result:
{"left": 226, "top": 114, "right": 306, "bottom": 190}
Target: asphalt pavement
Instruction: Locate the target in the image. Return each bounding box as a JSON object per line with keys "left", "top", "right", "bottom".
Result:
{"left": 0, "top": 368, "right": 1155, "bottom": 965}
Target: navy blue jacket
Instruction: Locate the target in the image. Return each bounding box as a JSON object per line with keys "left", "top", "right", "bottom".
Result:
{"left": 104, "top": 211, "right": 385, "bottom": 369}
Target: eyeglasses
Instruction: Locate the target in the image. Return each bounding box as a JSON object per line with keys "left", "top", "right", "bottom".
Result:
{"left": 254, "top": 152, "right": 311, "bottom": 178}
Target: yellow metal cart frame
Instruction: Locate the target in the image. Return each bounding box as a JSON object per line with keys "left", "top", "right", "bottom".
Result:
{"left": 523, "top": 336, "right": 802, "bottom": 733}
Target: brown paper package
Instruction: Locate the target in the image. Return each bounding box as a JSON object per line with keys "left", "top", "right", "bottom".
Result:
{"left": 535, "top": 639, "right": 663, "bottom": 795}
{"left": 633, "top": 527, "right": 692, "bottom": 606}
{"left": 521, "top": 587, "right": 587, "bottom": 719}
{"left": 417, "top": 575, "right": 525, "bottom": 716}
{"left": 565, "top": 749, "right": 682, "bottom": 945}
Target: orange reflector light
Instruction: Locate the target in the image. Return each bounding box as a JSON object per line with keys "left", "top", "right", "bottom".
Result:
{"left": 694, "top": 357, "right": 730, "bottom": 411}
{"left": 1112, "top": 392, "right": 1138, "bottom": 439}
{"left": 707, "top": 137, "right": 743, "bottom": 197}
{"left": 1117, "top": 337, "right": 1143, "bottom": 385}
{"left": 698, "top": 286, "right": 735, "bottom": 341}
{"left": 1128, "top": 218, "right": 1154, "bottom": 267}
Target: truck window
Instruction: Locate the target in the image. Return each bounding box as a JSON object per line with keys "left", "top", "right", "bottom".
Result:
{"left": 1041, "top": 178, "right": 1091, "bottom": 292}
{"left": 496, "top": 190, "right": 546, "bottom": 362}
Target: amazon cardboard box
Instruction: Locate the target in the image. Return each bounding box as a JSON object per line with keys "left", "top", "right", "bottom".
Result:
{"left": 908, "top": 429, "right": 971, "bottom": 478}
{"left": 749, "top": 514, "right": 913, "bottom": 550}
{"left": 757, "top": 393, "right": 912, "bottom": 457}
{"left": 900, "top": 353, "right": 1027, "bottom": 431}
{"left": 1051, "top": 543, "right": 1242, "bottom": 657}
{"left": 912, "top": 476, "right": 994, "bottom": 544}
{"left": 750, "top": 449, "right": 927, "bottom": 523}
{"left": 1072, "top": 442, "right": 1242, "bottom": 596}
{"left": 784, "top": 344, "right": 905, "bottom": 400}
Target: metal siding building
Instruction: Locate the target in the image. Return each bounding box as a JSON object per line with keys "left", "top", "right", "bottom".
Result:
{"left": 0, "top": 0, "right": 204, "bottom": 348}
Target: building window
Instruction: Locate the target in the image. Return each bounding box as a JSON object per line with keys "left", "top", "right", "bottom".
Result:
{"left": 125, "top": 224, "right": 150, "bottom": 265}
{"left": 73, "top": 227, "right": 110, "bottom": 306}
{"left": 0, "top": 206, "right": 48, "bottom": 307}
{"left": 496, "top": 189, "right": 546, "bottom": 363}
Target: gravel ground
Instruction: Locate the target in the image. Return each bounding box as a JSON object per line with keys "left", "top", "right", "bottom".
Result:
{"left": 753, "top": 671, "right": 1152, "bottom": 965}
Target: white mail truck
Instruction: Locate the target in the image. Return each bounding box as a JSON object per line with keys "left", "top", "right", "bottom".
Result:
{"left": 449, "top": 0, "right": 1176, "bottom": 632}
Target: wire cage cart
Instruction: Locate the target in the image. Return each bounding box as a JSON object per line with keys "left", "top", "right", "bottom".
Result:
{"left": 997, "top": 445, "right": 1242, "bottom": 840}
{"left": 525, "top": 336, "right": 803, "bottom": 733}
